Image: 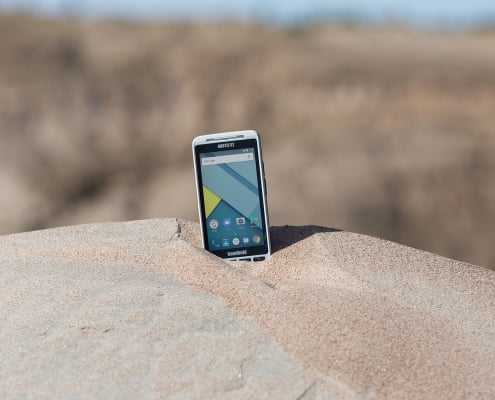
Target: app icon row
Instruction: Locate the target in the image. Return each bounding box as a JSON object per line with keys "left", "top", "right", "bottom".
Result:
{"left": 212, "top": 235, "right": 261, "bottom": 248}
{"left": 209, "top": 216, "right": 259, "bottom": 230}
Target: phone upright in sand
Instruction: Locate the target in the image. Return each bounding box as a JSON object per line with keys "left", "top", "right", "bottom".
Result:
{"left": 192, "top": 130, "right": 271, "bottom": 261}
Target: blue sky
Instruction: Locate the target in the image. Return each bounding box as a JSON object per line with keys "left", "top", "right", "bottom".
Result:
{"left": 1, "top": 0, "right": 495, "bottom": 27}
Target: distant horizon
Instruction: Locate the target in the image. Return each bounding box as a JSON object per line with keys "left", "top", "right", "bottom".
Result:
{"left": 1, "top": 0, "right": 495, "bottom": 28}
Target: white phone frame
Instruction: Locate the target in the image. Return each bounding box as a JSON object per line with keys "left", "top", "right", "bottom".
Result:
{"left": 192, "top": 130, "right": 271, "bottom": 261}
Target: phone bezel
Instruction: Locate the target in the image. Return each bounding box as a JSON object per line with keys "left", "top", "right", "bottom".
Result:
{"left": 192, "top": 131, "right": 271, "bottom": 261}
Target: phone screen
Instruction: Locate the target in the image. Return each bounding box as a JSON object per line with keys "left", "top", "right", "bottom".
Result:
{"left": 194, "top": 138, "right": 269, "bottom": 258}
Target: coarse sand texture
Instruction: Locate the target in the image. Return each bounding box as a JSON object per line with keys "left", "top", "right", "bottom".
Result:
{"left": 1, "top": 218, "right": 494, "bottom": 399}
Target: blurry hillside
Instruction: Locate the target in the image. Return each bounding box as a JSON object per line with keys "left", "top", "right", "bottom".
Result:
{"left": 0, "top": 13, "right": 494, "bottom": 268}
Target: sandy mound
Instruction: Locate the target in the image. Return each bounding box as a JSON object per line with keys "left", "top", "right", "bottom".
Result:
{"left": 1, "top": 218, "right": 494, "bottom": 399}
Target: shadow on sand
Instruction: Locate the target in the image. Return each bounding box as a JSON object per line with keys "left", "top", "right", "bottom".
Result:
{"left": 269, "top": 225, "right": 342, "bottom": 254}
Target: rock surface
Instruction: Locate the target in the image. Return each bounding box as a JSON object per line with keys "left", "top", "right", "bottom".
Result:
{"left": 1, "top": 218, "right": 494, "bottom": 399}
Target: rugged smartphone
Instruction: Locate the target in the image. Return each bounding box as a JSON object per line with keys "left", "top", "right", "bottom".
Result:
{"left": 192, "top": 130, "right": 271, "bottom": 261}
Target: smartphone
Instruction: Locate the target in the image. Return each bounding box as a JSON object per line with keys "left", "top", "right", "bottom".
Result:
{"left": 192, "top": 130, "right": 271, "bottom": 261}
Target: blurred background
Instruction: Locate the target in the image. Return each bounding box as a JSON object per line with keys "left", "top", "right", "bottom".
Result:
{"left": 0, "top": 1, "right": 494, "bottom": 269}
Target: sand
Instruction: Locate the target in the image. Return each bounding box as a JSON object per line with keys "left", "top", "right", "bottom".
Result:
{"left": 1, "top": 218, "right": 494, "bottom": 399}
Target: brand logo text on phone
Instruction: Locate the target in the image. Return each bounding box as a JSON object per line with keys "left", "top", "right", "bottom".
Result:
{"left": 218, "top": 142, "right": 235, "bottom": 149}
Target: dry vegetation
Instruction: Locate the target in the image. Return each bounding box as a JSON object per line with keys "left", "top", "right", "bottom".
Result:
{"left": 0, "top": 13, "right": 494, "bottom": 268}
